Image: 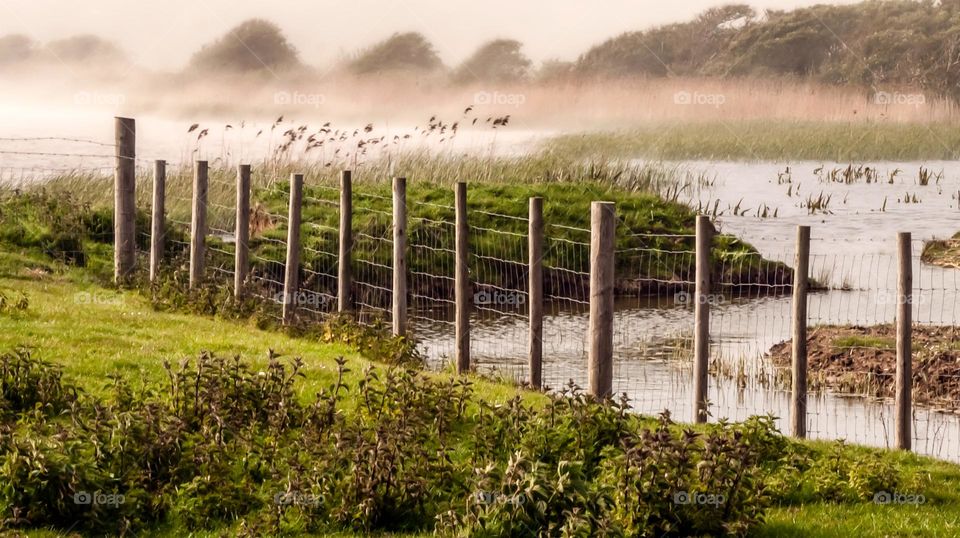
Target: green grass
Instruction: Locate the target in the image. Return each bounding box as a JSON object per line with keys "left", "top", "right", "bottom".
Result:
{"left": 758, "top": 443, "right": 960, "bottom": 537}
{"left": 545, "top": 121, "right": 960, "bottom": 162}
{"left": 833, "top": 335, "right": 896, "bottom": 351}
{"left": 0, "top": 247, "right": 531, "bottom": 408}
{"left": 4, "top": 247, "right": 960, "bottom": 536}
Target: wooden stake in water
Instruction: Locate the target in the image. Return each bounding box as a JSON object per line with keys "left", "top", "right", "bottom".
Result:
{"left": 693, "top": 215, "right": 712, "bottom": 423}
{"left": 589, "top": 201, "right": 615, "bottom": 399}
{"left": 528, "top": 197, "right": 544, "bottom": 390}
{"left": 896, "top": 232, "right": 913, "bottom": 451}
{"left": 791, "top": 225, "right": 810, "bottom": 438}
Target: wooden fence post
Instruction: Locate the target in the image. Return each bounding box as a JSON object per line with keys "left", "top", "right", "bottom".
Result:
{"left": 589, "top": 201, "right": 615, "bottom": 399}
{"left": 528, "top": 197, "right": 544, "bottom": 389}
{"left": 149, "top": 159, "right": 165, "bottom": 283}
{"left": 189, "top": 160, "right": 208, "bottom": 289}
{"left": 896, "top": 232, "right": 913, "bottom": 451}
{"left": 791, "top": 225, "right": 811, "bottom": 438}
{"left": 392, "top": 177, "right": 408, "bottom": 336}
{"left": 114, "top": 116, "right": 136, "bottom": 284}
{"left": 693, "top": 215, "right": 712, "bottom": 423}
{"left": 282, "top": 173, "right": 304, "bottom": 325}
{"left": 234, "top": 164, "right": 251, "bottom": 297}
{"left": 338, "top": 170, "right": 353, "bottom": 313}
{"left": 455, "top": 182, "right": 471, "bottom": 374}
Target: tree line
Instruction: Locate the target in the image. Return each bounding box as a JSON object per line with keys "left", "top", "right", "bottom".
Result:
{"left": 3, "top": 1, "right": 960, "bottom": 97}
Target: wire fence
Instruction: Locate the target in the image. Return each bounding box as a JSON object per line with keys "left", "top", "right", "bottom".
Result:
{"left": 4, "top": 135, "right": 960, "bottom": 463}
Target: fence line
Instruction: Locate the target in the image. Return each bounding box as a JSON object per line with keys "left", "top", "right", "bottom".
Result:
{"left": 6, "top": 118, "right": 960, "bottom": 464}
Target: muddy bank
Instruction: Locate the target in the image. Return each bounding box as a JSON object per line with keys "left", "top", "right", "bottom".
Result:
{"left": 768, "top": 325, "right": 960, "bottom": 409}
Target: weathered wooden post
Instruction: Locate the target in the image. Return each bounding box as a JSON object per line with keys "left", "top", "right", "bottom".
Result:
{"left": 234, "top": 164, "right": 251, "bottom": 297}
{"left": 282, "top": 173, "right": 304, "bottom": 325}
{"left": 149, "top": 159, "right": 165, "bottom": 283}
{"left": 189, "top": 160, "right": 208, "bottom": 289}
{"left": 693, "top": 215, "right": 712, "bottom": 423}
{"left": 589, "top": 201, "right": 615, "bottom": 399}
{"left": 114, "top": 116, "right": 136, "bottom": 284}
{"left": 791, "top": 225, "right": 811, "bottom": 438}
{"left": 455, "top": 181, "right": 471, "bottom": 374}
{"left": 338, "top": 170, "right": 353, "bottom": 313}
{"left": 896, "top": 232, "right": 913, "bottom": 451}
{"left": 392, "top": 177, "right": 408, "bottom": 336}
{"left": 528, "top": 197, "right": 544, "bottom": 389}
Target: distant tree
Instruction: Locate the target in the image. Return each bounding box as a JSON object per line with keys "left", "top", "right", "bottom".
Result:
{"left": 348, "top": 32, "right": 442, "bottom": 75}
{"left": 189, "top": 19, "right": 300, "bottom": 73}
{"left": 536, "top": 59, "right": 575, "bottom": 82}
{"left": 0, "top": 34, "right": 35, "bottom": 64}
{"left": 452, "top": 39, "right": 531, "bottom": 84}
{"left": 45, "top": 35, "right": 125, "bottom": 63}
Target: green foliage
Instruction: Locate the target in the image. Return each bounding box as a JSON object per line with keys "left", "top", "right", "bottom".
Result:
{"left": 188, "top": 19, "right": 301, "bottom": 73}
{"left": 576, "top": 0, "right": 960, "bottom": 98}
{"left": 0, "top": 350, "right": 869, "bottom": 536}
{"left": 348, "top": 32, "right": 443, "bottom": 75}
{"left": 453, "top": 39, "right": 531, "bottom": 84}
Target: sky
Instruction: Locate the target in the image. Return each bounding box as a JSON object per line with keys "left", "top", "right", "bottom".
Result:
{"left": 0, "top": 0, "right": 862, "bottom": 70}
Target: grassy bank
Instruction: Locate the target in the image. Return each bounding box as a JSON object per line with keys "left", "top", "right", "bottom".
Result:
{"left": 1, "top": 248, "right": 960, "bottom": 536}
{"left": 545, "top": 122, "right": 960, "bottom": 162}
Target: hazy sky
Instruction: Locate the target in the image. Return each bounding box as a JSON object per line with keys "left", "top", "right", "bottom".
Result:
{"left": 1, "top": 0, "right": 861, "bottom": 69}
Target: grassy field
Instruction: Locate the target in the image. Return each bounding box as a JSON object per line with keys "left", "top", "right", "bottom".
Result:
{"left": 545, "top": 122, "right": 960, "bottom": 162}
{"left": 2, "top": 244, "right": 960, "bottom": 536}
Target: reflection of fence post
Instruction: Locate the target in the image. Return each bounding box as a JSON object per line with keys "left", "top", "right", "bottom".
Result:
{"left": 338, "top": 170, "right": 353, "bottom": 313}
{"left": 693, "top": 215, "right": 712, "bottom": 423}
{"left": 114, "top": 116, "right": 136, "bottom": 284}
{"left": 282, "top": 173, "right": 304, "bottom": 325}
{"left": 234, "top": 164, "right": 251, "bottom": 297}
{"left": 189, "top": 160, "right": 208, "bottom": 289}
{"left": 791, "top": 225, "right": 810, "bottom": 438}
{"left": 455, "top": 181, "right": 471, "bottom": 374}
{"left": 392, "top": 177, "right": 407, "bottom": 336}
{"left": 589, "top": 201, "right": 615, "bottom": 399}
{"left": 149, "top": 159, "right": 165, "bottom": 283}
{"left": 896, "top": 232, "right": 913, "bottom": 451}
{"left": 528, "top": 197, "right": 544, "bottom": 389}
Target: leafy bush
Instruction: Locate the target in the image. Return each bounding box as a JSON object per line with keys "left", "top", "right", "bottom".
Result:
{"left": 0, "top": 350, "right": 920, "bottom": 536}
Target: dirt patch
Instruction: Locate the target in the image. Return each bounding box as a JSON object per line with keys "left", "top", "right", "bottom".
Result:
{"left": 768, "top": 325, "right": 960, "bottom": 409}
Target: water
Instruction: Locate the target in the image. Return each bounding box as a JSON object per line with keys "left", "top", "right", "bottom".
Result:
{"left": 3, "top": 114, "right": 960, "bottom": 460}
{"left": 413, "top": 160, "right": 960, "bottom": 461}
